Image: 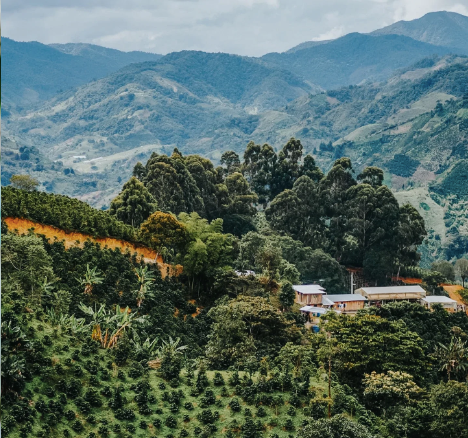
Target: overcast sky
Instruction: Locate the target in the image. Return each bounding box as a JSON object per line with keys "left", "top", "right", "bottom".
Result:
{"left": 3, "top": 0, "right": 468, "bottom": 56}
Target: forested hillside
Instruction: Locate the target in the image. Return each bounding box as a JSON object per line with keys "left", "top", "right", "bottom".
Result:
{"left": 261, "top": 33, "right": 452, "bottom": 89}
{"left": 3, "top": 149, "right": 468, "bottom": 438}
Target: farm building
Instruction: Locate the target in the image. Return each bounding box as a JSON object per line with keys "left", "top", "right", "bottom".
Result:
{"left": 299, "top": 306, "right": 335, "bottom": 326}
{"left": 355, "top": 285, "right": 426, "bottom": 304}
{"left": 324, "top": 294, "right": 367, "bottom": 314}
{"left": 420, "top": 296, "right": 459, "bottom": 312}
{"left": 293, "top": 284, "right": 326, "bottom": 306}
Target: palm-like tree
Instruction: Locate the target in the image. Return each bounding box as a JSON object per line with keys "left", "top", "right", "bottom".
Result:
{"left": 158, "top": 336, "right": 188, "bottom": 356}
{"left": 77, "top": 264, "right": 103, "bottom": 295}
{"left": 433, "top": 337, "right": 467, "bottom": 380}
{"left": 134, "top": 266, "right": 155, "bottom": 307}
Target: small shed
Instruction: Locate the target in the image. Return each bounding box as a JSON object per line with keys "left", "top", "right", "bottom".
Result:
{"left": 421, "top": 296, "right": 458, "bottom": 312}
{"left": 356, "top": 285, "right": 426, "bottom": 303}
{"left": 294, "top": 284, "right": 326, "bottom": 306}
{"left": 300, "top": 306, "right": 337, "bottom": 325}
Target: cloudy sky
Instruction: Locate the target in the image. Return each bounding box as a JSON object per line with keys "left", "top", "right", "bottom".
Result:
{"left": 3, "top": 0, "right": 468, "bottom": 56}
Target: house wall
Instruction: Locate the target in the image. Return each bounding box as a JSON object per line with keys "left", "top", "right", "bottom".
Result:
{"left": 296, "top": 292, "right": 322, "bottom": 306}
{"left": 332, "top": 301, "right": 365, "bottom": 312}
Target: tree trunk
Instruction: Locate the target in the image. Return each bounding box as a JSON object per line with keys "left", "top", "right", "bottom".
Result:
{"left": 328, "top": 357, "right": 332, "bottom": 419}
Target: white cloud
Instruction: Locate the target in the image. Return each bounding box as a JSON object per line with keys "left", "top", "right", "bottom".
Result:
{"left": 2, "top": 0, "right": 467, "bottom": 56}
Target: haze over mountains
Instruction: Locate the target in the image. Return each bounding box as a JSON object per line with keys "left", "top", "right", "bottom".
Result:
{"left": 2, "top": 11, "right": 468, "bottom": 263}
{"left": 1, "top": 37, "right": 162, "bottom": 107}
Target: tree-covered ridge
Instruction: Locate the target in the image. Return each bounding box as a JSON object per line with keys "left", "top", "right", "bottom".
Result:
{"left": 1, "top": 187, "right": 137, "bottom": 242}
{"left": 110, "top": 142, "right": 426, "bottom": 283}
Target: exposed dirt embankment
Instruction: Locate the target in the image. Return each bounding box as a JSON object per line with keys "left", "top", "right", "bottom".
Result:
{"left": 4, "top": 217, "right": 180, "bottom": 278}
{"left": 442, "top": 284, "right": 467, "bottom": 314}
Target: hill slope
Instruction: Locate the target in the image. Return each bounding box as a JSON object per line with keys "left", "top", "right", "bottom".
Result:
{"left": 371, "top": 11, "right": 468, "bottom": 52}
{"left": 1, "top": 37, "right": 162, "bottom": 107}
{"left": 261, "top": 33, "right": 453, "bottom": 89}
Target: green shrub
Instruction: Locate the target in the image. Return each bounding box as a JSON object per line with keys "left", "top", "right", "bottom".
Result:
{"left": 284, "top": 418, "right": 295, "bottom": 430}
{"left": 165, "top": 415, "right": 177, "bottom": 428}
{"left": 213, "top": 372, "right": 225, "bottom": 386}
{"left": 229, "top": 398, "right": 241, "bottom": 412}
{"left": 256, "top": 406, "right": 267, "bottom": 417}
{"left": 71, "top": 420, "right": 84, "bottom": 432}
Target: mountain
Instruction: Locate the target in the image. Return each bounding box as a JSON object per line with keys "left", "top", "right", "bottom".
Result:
{"left": 371, "top": 11, "right": 468, "bottom": 53}
{"left": 1, "top": 37, "right": 161, "bottom": 107}
{"left": 284, "top": 39, "right": 332, "bottom": 54}
{"left": 49, "top": 42, "right": 162, "bottom": 65}
{"left": 2, "top": 50, "right": 317, "bottom": 205}
{"left": 261, "top": 33, "right": 453, "bottom": 89}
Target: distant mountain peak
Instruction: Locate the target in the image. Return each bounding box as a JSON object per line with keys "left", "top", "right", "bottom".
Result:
{"left": 370, "top": 10, "right": 468, "bottom": 52}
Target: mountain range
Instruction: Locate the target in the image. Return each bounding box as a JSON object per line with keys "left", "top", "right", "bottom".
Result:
{"left": 2, "top": 11, "right": 468, "bottom": 263}
{"left": 1, "top": 37, "right": 162, "bottom": 108}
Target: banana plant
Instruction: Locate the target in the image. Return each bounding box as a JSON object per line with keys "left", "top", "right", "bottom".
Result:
{"left": 134, "top": 266, "right": 155, "bottom": 308}
{"left": 131, "top": 331, "right": 159, "bottom": 360}
{"left": 79, "top": 303, "right": 146, "bottom": 349}
{"left": 76, "top": 264, "right": 103, "bottom": 295}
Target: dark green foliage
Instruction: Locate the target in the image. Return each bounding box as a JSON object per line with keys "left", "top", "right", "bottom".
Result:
{"left": 229, "top": 398, "right": 242, "bottom": 412}
{"left": 109, "top": 177, "right": 157, "bottom": 227}
{"left": 213, "top": 372, "right": 225, "bottom": 386}
{"left": 386, "top": 154, "right": 420, "bottom": 177}
{"left": 165, "top": 415, "right": 177, "bottom": 428}
{"left": 1, "top": 187, "right": 137, "bottom": 241}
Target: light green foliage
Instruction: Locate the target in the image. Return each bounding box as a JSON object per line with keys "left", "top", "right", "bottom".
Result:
{"left": 205, "top": 296, "right": 300, "bottom": 368}
{"left": 139, "top": 211, "right": 189, "bottom": 255}
{"left": 431, "top": 260, "right": 455, "bottom": 282}
{"left": 363, "top": 371, "right": 421, "bottom": 413}
{"left": 158, "top": 336, "right": 188, "bottom": 380}
{"left": 1, "top": 233, "right": 55, "bottom": 300}
{"left": 9, "top": 174, "right": 39, "bottom": 191}
{"left": 178, "top": 212, "right": 234, "bottom": 296}
{"left": 430, "top": 381, "right": 468, "bottom": 438}
{"left": 323, "top": 314, "right": 427, "bottom": 387}
{"left": 297, "top": 414, "right": 375, "bottom": 438}
{"left": 433, "top": 336, "right": 468, "bottom": 381}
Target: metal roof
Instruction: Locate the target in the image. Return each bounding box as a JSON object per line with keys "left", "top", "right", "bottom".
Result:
{"left": 235, "top": 270, "right": 255, "bottom": 276}
{"left": 322, "top": 296, "right": 335, "bottom": 306}
{"left": 421, "top": 296, "right": 457, "bottom": 303}
{"left": 358, "top": 286, "right": 425, "bottom": 294}
{"left": 293, "top": 284, "right": 326, "bottom": 295}
{"left": 300, "top": 306, "right": 329, "bottom": 314}
{"left": 326, "top": 294, "right": 367, "bottom": 302}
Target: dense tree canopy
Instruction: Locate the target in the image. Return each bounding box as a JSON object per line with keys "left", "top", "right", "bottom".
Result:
{"left": 109, "top": 177, "right": 157, "bottom": 227}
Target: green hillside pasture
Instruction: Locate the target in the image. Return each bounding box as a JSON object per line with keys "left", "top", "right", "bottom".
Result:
{"left": 394, "top": 187, "right": 447, "bottom": 245}
{"left": 67, "top": 143, "right": 164, "bottom": 174}
{"left": 388, "top": 92, "right": 455, "bottom": 125}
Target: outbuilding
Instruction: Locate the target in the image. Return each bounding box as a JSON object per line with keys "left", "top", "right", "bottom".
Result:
{"left": 299, "top": 306, "right": 338, "bottom": 326}
{"left": 420, "top": 295, "right": 458, "bottom": 312}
